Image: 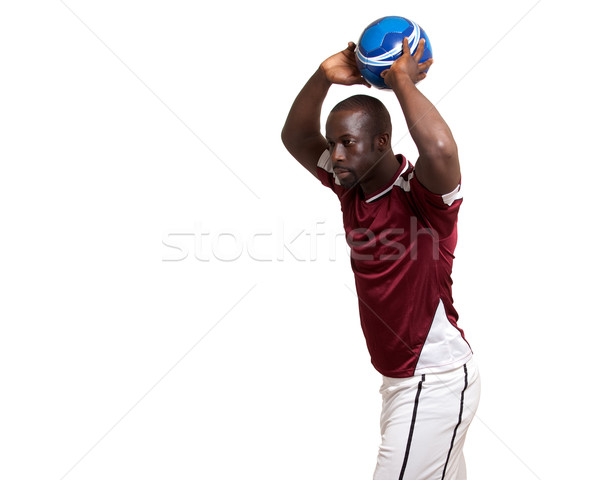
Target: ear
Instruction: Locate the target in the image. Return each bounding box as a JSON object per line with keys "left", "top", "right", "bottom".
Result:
{"left": 376, "top": 133, "right": 391, "bottom": 151}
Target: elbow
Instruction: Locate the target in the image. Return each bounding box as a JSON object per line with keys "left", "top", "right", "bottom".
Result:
{"left": 281, "top": 126, "right": 291, "bottom": 148}
{"left": 281, "top": 125, "right": 308, "bottom": 156}
{"left": 422, "top": 135, "right": 457, "bottom": 163}
{"left": 281, "top": 124, "right": 296, "bottom": 151}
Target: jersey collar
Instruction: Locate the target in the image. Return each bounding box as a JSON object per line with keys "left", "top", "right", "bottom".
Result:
{"left": 364, "top": 155, "right": 409, "bottom": 203}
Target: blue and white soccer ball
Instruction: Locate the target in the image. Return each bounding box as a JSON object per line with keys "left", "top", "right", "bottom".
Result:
{"left": 355, "top": 16, "right": 433, "bottom": 89}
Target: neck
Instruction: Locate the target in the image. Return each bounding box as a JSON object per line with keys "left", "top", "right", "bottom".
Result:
{"left": 359, "top": 150, "right": 400, "bottom": 196}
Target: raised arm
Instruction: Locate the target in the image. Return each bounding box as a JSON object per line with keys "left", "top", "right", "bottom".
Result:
{"left": 381, "top": 38, "right": 460, "bottom": 195}
{"left": 281, "top": 42, "right": 370, "bottom": 178}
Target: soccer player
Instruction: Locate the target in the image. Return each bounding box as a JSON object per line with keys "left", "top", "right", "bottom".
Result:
{"left": 281, "top": 38, "right": 481, "bottom": 480}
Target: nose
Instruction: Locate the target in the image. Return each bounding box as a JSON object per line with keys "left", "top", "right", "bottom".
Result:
{"left": 331, "top": 143, "right": 345, "bottom": 164}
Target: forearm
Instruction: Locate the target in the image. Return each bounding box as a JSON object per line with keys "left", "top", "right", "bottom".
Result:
{"left": 390, "top": 74, "right": 457, "bottom": 160}
{"left": 281, "top": 66, "right": 331, "bottom": 152}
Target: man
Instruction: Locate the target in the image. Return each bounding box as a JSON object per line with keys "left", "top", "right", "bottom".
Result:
{"left": 281, "top": 38, "right": 480, "bottom": 480}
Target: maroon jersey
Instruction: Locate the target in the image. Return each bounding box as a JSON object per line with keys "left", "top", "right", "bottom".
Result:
{"left": 317, "top": 150, "right": 472, "bottom": 378}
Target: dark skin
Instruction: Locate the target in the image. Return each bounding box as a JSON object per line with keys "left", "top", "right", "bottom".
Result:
{"left": 282, "top": 38, "right": 460, "bottom": 195}
{"left": 325, "top": 109, "right": 398, "bottom": 194}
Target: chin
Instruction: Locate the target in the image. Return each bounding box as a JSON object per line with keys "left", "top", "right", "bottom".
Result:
{"left": 336, "top": 173, "right": 358, "bottom": 189}
{"left": 339, "top": 178, "right": 358, "bottom": 189}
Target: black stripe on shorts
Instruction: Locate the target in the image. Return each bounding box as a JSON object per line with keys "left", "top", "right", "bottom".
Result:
{"left": 398, "top": 374, "right": 426, "bottom": 480}
{"left": 441, "top": 364, "right": 469, "bottom": 480}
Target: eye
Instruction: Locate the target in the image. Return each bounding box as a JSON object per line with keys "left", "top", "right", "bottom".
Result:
{"left": 343, "top": 139, "right": 355, "bottom": 147}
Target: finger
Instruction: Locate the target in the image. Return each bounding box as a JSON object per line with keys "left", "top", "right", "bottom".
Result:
{"left": 419, "top": 58, "right": 434, "bottom": 72}
{"left": 347, "top": 41, "right": 357, "bottom": 51}
{"left": 380, "top": 69, "right": 391, "bottom": 87}
{"left": 402, "top": 37, "right": 410, "bottom": 56}
{"left": 356, "top": 72, "right": 372, "bottom": 87}
{"left": 348, "top": 75, "right": 372, "bottom": 87}
{"left": 414, "top": 38, "right": 425, "bottom": 62}
{"left": 414, "top": 72, "right": 427, "bottom": 85}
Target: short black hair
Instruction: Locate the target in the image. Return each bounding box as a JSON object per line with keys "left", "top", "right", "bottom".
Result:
{"left": 330, "top": 94, "right": 392, "bottom": 139}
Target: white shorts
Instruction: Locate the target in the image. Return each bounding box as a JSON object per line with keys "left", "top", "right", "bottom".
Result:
{"left": 373, "top": 357, "right": 481, "bottom": 480}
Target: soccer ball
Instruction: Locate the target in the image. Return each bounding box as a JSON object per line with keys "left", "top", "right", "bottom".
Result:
{"left": 355, "top": 16, "right": 433, "bottom": 89}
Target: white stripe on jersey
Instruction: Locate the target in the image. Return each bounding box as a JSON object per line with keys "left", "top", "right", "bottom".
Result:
{"left": 365, "top": 163, "right": 410, "bottom": 203}
{"left": 442, "top": 184, "right": 463, "bottom": 206}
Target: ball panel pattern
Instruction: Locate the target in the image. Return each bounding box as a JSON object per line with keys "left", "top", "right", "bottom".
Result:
{"left": 355, "top": 16, "right": 433, "bottom": 89}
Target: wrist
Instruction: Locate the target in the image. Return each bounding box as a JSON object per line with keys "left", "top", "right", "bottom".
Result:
{"left": 316, "top": 64, "right": 333, "bottom": 86}
{"left": 384, "top": 70, "right": 414, "bottom": 90}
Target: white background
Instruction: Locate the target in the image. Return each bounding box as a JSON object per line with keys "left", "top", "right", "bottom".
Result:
{"left": 1, "top": 1, "right": 598, "bottom": 479}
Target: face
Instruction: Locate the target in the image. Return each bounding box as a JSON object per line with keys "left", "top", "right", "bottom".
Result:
{"left": 325, "top": 109, "right": 382, "bottom": 189}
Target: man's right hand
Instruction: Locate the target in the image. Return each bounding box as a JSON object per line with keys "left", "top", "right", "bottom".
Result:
{"left": 319, "top": 42, "right": 371, "bottom": 87}
{"left": 282, "top": 42, "right": 369, "bottom": 179}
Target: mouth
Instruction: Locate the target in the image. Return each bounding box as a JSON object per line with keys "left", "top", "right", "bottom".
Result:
{"left": 334, "top": 169, "right": 353, "bottom": 181}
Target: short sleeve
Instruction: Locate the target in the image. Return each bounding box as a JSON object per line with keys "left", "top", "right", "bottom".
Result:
{"left": 407, "top": 172, "right": 463, "bottom": 239}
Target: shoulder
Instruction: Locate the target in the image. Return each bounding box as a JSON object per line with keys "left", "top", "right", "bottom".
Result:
{"left": 399, "top": 162, "right": 462, "bottom": 208}
{"left": 391, "top": 161, "right": 463, "bottom": 238}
